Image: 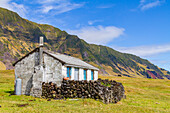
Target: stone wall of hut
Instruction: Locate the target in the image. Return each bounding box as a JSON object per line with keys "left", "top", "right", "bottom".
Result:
{"left": 43, "top": 53, "right": 62, "bottom": 85}
{"left": 15, "top": 51, "right": 38, "bottom": 95}
{"left": 15, "top": 50, "right": 63, "bottom": 97}
{"left": 30, "top": 53, "right": 63, "bottom": 97}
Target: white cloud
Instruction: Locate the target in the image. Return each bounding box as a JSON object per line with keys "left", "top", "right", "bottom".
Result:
{"left": 140, "top": 0, "right": 146, "bottom": 4}
{"left": 68, "top": 25, "right": 125, "bottom": 44}
{"left": 116, "top": 44, "right": 170, "bottom": 57}
{"left": 39, "top": 0, "right": 61, "bottom": 4}
{"left": 42, "top": 6, "right": 53, "bottom": 13}
{"left": 39, "top": 0, "right": 84, "bottom": 14}
{"left": 88, "top": 20, "right": 103, "bottom": 25}
{"left": 75, "top": 24, "right": 81, "bottom": 28}
{"left": 139, "top": 0, "right": 164, "bottom": 11}
{"left": 0, "top": 0, "right": 26, "bottom": 17}
{"left": 141, "top": 0, "right": 160, "bottom": 10}
{"left": 97, "top": 4, "right": 115, "bottom": 9}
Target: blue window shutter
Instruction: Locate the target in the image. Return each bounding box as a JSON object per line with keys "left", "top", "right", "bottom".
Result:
{"left": 91, "top": 70, "right": 94, "bottom": 80}
{"left": 67, "top": 67, "right": 70, "bottom": 77}
{"left": 84, "top": 70, "right": 87, "bottom": 80}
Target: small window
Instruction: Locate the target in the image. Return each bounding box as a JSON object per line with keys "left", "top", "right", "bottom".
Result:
{"left": 84, "top": 69, "right": 87, "bottom": 80}
{"left": 67, "top": 67, "right": 72, "bottom": 78}
{"left": 74, "top": 68, "right": 79, "bottom": 81}
{"left": 91, "top": 70, "right": 94, "bottom": 80}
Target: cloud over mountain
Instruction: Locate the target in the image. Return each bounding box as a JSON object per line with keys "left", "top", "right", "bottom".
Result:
{"left": 0, "top": 0, "right": 26, "bottom": 17}
{"left": 116, "top": 44, "right": 170, "bottom": 57}
{"left": 38, "top": 0, "right": 84, "bottom": 14}
{"left": 68, "top": 25, "right": 125, "bottom": 44}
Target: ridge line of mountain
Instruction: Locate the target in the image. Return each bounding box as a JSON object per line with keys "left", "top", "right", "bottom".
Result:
{"left": 0, "top": 7, "right": 169, "bottom": 79}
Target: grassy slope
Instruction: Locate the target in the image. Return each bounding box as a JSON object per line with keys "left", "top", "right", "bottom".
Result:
{"left": 0, "top": 61, "right": 6, "bottom": 70}
{"left": 0, "top": 70, "right": 169, "bottom": 113}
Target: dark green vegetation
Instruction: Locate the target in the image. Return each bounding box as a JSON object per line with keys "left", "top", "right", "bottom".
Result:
{"left": 0, "top": 70, "right": 170, "bottom": 113}
{"left": 0, "top": 7, "right": 170, "bottom": 79}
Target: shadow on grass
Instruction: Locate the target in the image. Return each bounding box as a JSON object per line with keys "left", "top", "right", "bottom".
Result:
{"left": 5, "top": 90, "right": 15, "bottom": 95}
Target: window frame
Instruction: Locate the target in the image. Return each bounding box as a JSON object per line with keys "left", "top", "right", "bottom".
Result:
{"left": 74, "top": 68, "right": 79, "bottom": 81}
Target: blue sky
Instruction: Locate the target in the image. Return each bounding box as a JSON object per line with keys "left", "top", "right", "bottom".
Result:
{"left": 0, "top": 0, "right": 170, "bottom": 71}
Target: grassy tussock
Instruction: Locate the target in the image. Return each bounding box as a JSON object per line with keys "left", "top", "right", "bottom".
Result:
{"left": 0, "top": 70, "right": 169, "bottom": 113}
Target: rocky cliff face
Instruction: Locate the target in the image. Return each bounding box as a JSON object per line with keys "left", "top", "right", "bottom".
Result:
{"left": 0, "top": 7, "right": 170, "bottom": 79}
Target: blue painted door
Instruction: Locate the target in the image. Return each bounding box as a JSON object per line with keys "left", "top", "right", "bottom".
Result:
{"left": 91, "top": 70, "right": 94, "bottom": 80}
{"left": 84, "top": 69, "right": 87, "bottom": 80}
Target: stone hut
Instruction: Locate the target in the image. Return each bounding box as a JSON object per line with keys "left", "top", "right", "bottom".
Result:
{"left": 13, "top": 37, "right": 99, "bottom": 97}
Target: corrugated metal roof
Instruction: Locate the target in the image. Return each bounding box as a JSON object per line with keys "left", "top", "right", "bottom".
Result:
{"left": 44, "top": 50, "right": 99, "bottom": 70}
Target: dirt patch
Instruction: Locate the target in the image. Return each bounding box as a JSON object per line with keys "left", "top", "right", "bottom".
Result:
{"left": 16, "top": 103, "right": 29, "bottom": 107}
{"left": 28, "top": 99, "right": 36, "bottom": 101}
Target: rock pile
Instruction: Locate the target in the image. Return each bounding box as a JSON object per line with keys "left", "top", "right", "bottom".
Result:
{"left": 42, "top": 78, "right": 125, "bottom": 104}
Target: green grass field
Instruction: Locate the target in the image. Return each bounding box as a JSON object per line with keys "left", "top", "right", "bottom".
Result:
{"left": 0, "top": 70, "right": 169, "bottom": 113}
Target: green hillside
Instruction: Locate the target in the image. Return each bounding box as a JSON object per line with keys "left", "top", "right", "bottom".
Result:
{"left": 0, "top": 70, "right": 169, "bottom": 112}
{"left": 0, "top": 7, "right": 170, "bottom": 79}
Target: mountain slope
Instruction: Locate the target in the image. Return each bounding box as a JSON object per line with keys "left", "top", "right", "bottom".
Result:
{"left": 0, "top": 7, "right": 170, "bottom": 79}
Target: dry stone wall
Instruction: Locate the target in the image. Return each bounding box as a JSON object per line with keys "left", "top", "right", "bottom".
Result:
{"left": 42, "top": 78, "right": 125, "bottom": 104}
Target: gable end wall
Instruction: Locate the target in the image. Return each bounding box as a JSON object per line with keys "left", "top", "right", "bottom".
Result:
{"left": 15, "top": 51, "right": 39, "bottom": 95}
